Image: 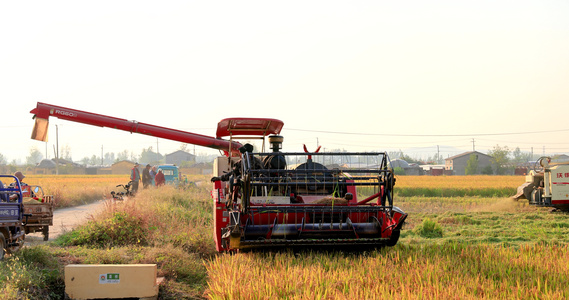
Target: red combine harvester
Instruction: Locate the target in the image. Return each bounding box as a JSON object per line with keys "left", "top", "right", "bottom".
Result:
{"left": 30, "top": 102, "right": 407, "bottom": 251}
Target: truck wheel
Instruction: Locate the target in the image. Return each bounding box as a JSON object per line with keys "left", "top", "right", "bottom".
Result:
{"left": 42, "top": 226, "right": 49, "bottom": 241}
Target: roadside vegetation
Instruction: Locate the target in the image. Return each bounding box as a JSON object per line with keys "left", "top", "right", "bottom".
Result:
{"left": 1, "top": 174, "right": 568, "bottom": 299}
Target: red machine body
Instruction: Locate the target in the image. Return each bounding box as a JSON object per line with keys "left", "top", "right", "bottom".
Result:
{"left": 30, "top": 102, "right": 407, "bottom": 252}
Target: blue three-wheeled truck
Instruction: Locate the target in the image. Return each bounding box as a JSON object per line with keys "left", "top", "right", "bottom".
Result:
{"left": 0, "top": 175, "right": 27, "bottom": 259}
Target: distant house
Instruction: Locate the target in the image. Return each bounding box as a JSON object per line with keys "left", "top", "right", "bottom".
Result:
{"left": 552, "top": 154, "right": 569, "bottom": 163}
{"left": 34, "top": 159, "right": 57, "bottom": 175}
{"left": 165, "top": 150, "right": 195, "bottom": 166}
{"left": 34, "top": 158, "right": 85, "bottom": 175}
{"left": 421, "top": 165, "right": 446, "bottom": 176}
{"left": 185, "top": 162, "right": 213, "bottom": 175}
{"left": 112, "top": 160, "right": 136, "bottom": 175}
{"left": 388, "top": 159, "right": 422, "bottom": 175}
{"left": 445, "top": 151, "right": 492, "bottom": 175}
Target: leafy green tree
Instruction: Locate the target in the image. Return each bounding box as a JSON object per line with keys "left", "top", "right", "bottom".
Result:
{"left": 180, "top": 143, "right": 189, "bottom": 152}
{"left": 140, "top": 147, "right": 163, "bottom": 164}
{"left": 394, "top": 167, "right": 406, "bottom": 175}
{"left": 465, "top": 154, "right": 478, "bottom": 175}
{"left": 488, "top": 145, "right": 510, "bottom": 175}
{"left": 390, "top": 149, "right": 420, "bottom": 164}
{"left": 104, "top": 152, "right": 115, "bottom": 165}
{"left": 481, "top": 165, "right": 493, "bottom": 175}
{"left": 512, "top": 147, "right": 532, "bottom": 163}
{"left": 89, "top": 155, "right": 100, "bottom": 165}
{"left": 26, "top": 146, "right": 43, "bottom": 165}
{"left": 61, "top": 144, "right": 73, "bottom": 161}
{"left": 116, "top": 150, "right": 130, "bottom": 162}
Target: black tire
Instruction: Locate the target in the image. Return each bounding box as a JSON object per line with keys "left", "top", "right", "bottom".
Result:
{"left": 0, "top": 235, "right": 5, "bottom": 260}
{"left": 42, "top": 226, "right": 49, "bottom": 241}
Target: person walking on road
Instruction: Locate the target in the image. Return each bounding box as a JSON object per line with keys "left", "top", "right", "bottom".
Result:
{"left": 130, "top": 163, "right": 141, "bottom": 193}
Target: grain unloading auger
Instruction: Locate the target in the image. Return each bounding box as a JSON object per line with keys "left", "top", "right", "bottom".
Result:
{"left": 30, "top": 102, "right": 407, "bottom": 252}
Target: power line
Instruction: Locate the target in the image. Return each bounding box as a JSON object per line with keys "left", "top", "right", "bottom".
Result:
{"left": 286, "top": 128, "right": 569, "bottom": 137}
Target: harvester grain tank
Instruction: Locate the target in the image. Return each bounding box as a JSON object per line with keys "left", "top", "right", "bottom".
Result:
{"left": 30, "top": 102, "right": 407, "bottom": 251}
{"left": 514, "top": 157, "right": 569, "bottom": 211}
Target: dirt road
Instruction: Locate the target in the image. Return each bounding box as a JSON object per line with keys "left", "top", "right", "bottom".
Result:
{"left": 26, "top": 200, "right": 108, "bottom": 244}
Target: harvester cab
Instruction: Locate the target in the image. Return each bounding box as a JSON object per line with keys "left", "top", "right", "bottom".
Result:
{"left": 514, "top": 156, "right": 569, "bottom": 211}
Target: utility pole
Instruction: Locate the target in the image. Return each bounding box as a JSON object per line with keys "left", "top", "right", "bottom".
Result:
{"left": 101, "top": 145, "right": 104, "bottom": 165}
{"left": 471, "top": 139, "right": 475, "bottom": 151}
{"left": 156, "top": 138, "right": 159, "bottom": 155}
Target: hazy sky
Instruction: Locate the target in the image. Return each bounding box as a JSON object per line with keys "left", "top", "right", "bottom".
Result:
{"left": 1, "top": 1, "right": 568, "bottom": 164}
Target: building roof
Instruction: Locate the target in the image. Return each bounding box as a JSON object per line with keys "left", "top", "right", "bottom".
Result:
{"left": 37, "top": 159, "right": 56, "bottom": 168}
{"left": 445, "top": 151, "right": 492, "bottom": 161}
{"left": 165, "top": 150, "right": 195, "bottom": 158}
{"left": 112, "top": 160, "right": 136, "bottom": 166}
{"left": 389, "top": 159, "right": 410, "bottom": 169}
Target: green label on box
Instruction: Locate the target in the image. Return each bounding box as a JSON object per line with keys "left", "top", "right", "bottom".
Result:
{"left": 99, "top": 273, "right": 120, "bottom": 284}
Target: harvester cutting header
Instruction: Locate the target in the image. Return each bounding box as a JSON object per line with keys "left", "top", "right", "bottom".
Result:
{"left": 30, "top": 102, "right": 407, "bottom": 251}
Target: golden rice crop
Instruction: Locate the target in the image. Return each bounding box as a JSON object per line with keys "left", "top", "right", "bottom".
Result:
{"left": 395, "top": 175, "right": 523, "bottom": 189}
{"left": 392, "top": 175, "right": 524, "bottom": 198}
{"left": 205, "top": 244, "right": 569, "bottom": 299}
{"left": 24, "top": 174, "right": 128, "bottom": 207}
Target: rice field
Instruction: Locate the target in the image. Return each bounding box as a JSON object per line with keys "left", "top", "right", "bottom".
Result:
{"left": 23, "top": 174, "right": 131, "bottom": 207}
{"left": 3, "top": 174, "right": 567, "bottom": 299}
{"left": 204, "top": 175, "right": 569, "bottom": 299}
{"left": 206, "top": 243, "right": 569, "bottom": 299}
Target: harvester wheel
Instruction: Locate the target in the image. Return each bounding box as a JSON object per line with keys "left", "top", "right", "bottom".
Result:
{"left": 386, "top": 229, "right": 400, "bottom": 247}
{"left": 0, "top": 235, "right": 5, "bottom": 260}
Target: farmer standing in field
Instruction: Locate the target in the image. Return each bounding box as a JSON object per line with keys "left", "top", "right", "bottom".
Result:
{"left": 130, "top": 163, "right": 141, "bottom": 194}
{"left": 142, "top": 164, "right": 152, "bottom": 189}
{"left": 155, "top": 169, "right": 166, "bottom": 186}
{"left": 150, "top": 166, "right": 157, "bottom": 186}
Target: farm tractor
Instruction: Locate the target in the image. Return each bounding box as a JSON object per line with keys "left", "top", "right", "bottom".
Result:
{"left": 30, "top": 102, "right": 407, "bottom": 251}
{"left": 514, "top": 157, "right": 569, "bottom": 211}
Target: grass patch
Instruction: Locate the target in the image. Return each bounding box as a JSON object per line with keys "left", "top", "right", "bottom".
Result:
{"left": 413, "top": 218, "right": 444, "bottom": 238}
